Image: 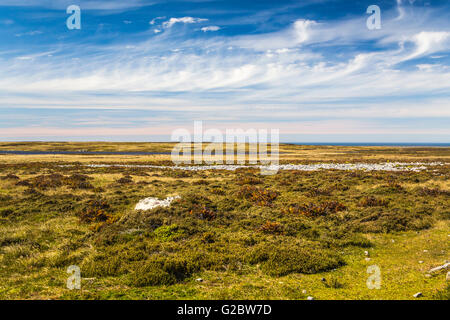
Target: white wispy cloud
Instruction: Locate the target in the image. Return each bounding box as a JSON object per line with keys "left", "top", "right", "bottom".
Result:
{"left": 15, "top": 30, "right": 43, "bottom": 37}
{"left": 149, "top": 16, "right": 165, "bottom": 25}
{"left": 201, "top": 26, "right": 220, "bottom": 32}
{"left": 162, "top": 17, "right": 208, "bottom": 29}
{"left": 403, "top": 31, "right": 450, "bottom": 61}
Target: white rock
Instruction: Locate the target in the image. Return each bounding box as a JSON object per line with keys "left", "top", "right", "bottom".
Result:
{"left": 302, "top": 290, "right": 307, "bottom": 294}
{"left": 307, "top": 296, "right": 314, "bottom": 300}
{"left": 446, "top": 272, "right": 450, "bottom": 281}
{"left": 413, "top": 292, "right": 423, "bottom": 298}
{"left": 365, "top": 257, "right": 371, "bottom": 262}
{"left": 195, "top": 278, "right": 203, "bottom": 282}
{"left": 135, "top": 195, "right": 180, "bottom": 211}
{"left": 364, "top": 251, "right": 369, "bottom": 256}
{"left": 428, "top": 262, "right": 450, "bottom": 273}
{"left": 419, "top": 261, "right": 424, "bottom": 264}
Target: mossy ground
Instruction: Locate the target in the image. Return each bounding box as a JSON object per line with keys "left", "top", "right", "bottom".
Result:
{"left": 0, "top": 143, "right": 448, "bottom": 300}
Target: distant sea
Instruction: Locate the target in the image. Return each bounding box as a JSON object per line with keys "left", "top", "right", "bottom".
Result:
{"left": 288, "top": 143, "right": 450, "bottom": 147}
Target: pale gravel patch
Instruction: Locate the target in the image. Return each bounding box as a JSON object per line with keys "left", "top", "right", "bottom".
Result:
{"left": 81, "top": 162, "right": 444, "bottom": 172}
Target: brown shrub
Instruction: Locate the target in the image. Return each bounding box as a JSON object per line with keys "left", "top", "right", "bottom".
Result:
{"left": 65, "top": 174, "right": 94, "bottom": 189}
{"left": 29, "top": 173, "right": 64, "bottom": 189}
{"left": 210, "top": 187, "right": 226, "bottom": 195}
{"left": 237, "top": 186, "right": 278, "bottom": 206}
{"left": 387, "top": 180, "right": 404, "bottom": 191}
{"left": 189, "top": 205, "right": 216, "bottom": 220}
{"left": 359, "top": 196, "right": 389, "bottom": 207}
{"left": 200, "top": 232, "right": 216, "bottom": 243}
{"left": 192, "top": 179, "right": 209, "bottom": 185}
{"left": 260, "top": 221, "right": 283, "bottom": 234}
{"left": 78, "top": 199, "right": 115, "bottom": 224}
{"left": 1, "top": 174, "right": 19, "bottom": 180}
{"left": 283, "top": 201, "right": 346, "bottom": 217}
{"left": 419, "top": 187, "right": 450, "bottom": 196}
{"left": 16, "top": 180, "right": 31, "bottom": 187}
{"left": 116, "top": 175, "right": 133, "bottom": 184}
{"left": 235, "top": 175, "right": 263, "bottom": 185}
{"left": 18, "top": 173, "right": 93, "bottom": 190}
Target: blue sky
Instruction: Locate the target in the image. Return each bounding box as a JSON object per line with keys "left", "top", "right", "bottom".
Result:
{"left": 0, "top": 0, "right": 449, "bottom": 142}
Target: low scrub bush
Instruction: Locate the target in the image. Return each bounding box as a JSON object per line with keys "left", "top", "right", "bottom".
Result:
{"left": 189, "top": 205, "right": 216, "bottom": 220}
{"left": 235, "top": 175, "right": 263, "bottom": 185}
{"left": 154, "top": 224, "right": 184, "bottom": 241}
{"left": 353, "top": 211, "right": 433, "bottom": 233}
{"left": 237, "top": 186, "right": 278, "bottom": 206}
{"left": 210, "top": 187, "right": 226, "bottom": 195}
{"left": 259, "top": 221, "right": 283, "bottom": 235}
{"left": 81, "top": 256, "right": 124, "bottom": 277}
{"left": 18, "top": 173, "right": 94, "bottom": 190}
{"left": 116, "top": 175, "right": 133, "bottom": 184}
{"left": 192, "top": 179, "right": 209, "bottom": 185}
{"left": 418, "top": 187, "right": 450, "bottom": 196}
{"left": 1, "top": 173, "right": 19, "bottom": 180}
{"left": 308, "top": 187, "right": 332, "bottom": 197}
{"left": 323, "top": 276, "right": 345, "bottom": 289}
{"left": 173, "top": 195, "right": 217, "bottom": 220}
{"left": 283, "top": 201, "right": 346, "bottom": 217}
{"left": 359, "top": 196, "right": 389, "bottom": 207}
{"left": 129, "top": 256, "right": 199, "bottom": 287}
{"left": 246, "top": 244, "right": 345, "bottom": 276}
{"left": 77, "top": 199, "right": 115, "bottom": 224}
{"left": 340, "top": 234, "right": 373, "bottom": 248}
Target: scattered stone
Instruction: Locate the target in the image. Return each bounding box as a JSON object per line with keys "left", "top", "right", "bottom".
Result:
{"left": 365, "top": 257, "right": 371, "bottom": 262}
{"left": 307, "top": 296, "right": 314, "bottom": 300}
{"left": 321, "top": 278, "right": 326, "bottom": 282}
{"left": 423, "top": 250, "right": 428, "bottom": 253}
{"left": 391, "top": 239, "right": 395, "bottom": 243}
{"left": 302, "top": 290, "right": 307, "bottom": 294}
{"left": 413, "top": 292, "right": 423, "bottom": 298}
{"left": 424, "top": 274, "right": 432, "bottom": 278}
{"left": 446, "top": 272, "right": 450, "bottom": 281}
{"left": 428, "top": 262, "right": 450, "bottom": 273}
{"left": 364, "top": 251, "right": 369, "bottom": 256}
{"left": 195, "top": 278, "right": 203, "bottom": 282}
{"left": 419, "top": 261, "right": 424, "bottom": 264}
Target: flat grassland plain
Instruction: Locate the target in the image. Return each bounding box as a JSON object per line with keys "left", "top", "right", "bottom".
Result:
{"left": 0, "top": 142, "right": 448, "bottom": 300}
